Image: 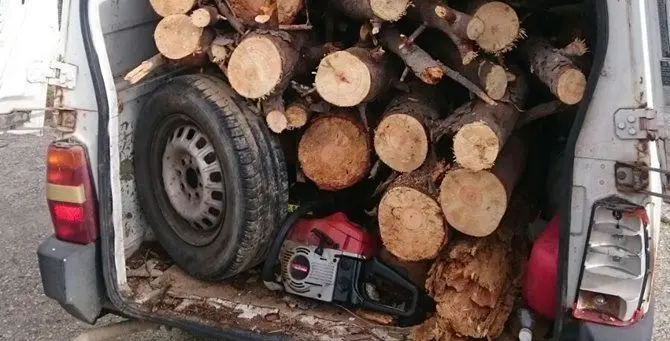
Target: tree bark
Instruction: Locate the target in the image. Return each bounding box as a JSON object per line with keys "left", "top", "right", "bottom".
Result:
{"left": 227, "top": 31, "right": 307, "bottom": 99}
{"left": 315, "top": 47, "right": 396, "bottom": 107}
{"left": 154, "top": 14, "right": 214, "bottom": 60}
{"left": 228, "top": 0, "right": 304, "bottom": 25}
{"left": 439, "top": 134, "right": 527, "bottom": 237}
{"left": 262, "top": 95, "right": 288, "bottom": 133}
{"left": 374, "top": 84, "right": 439, "bottom": 173}
{"left": 454, "top": 57, "right": 509, "bottom": 101}
{"left": 411, "top": 0, "right": 477, "bottom": 64}
{"left": 519, "top": 36, "right": 587, "bottom": 105}
{"left": 377, "top": 160, "right": 448, "bottom": 261}
{"left": 329, "top": 0, "right": 410, "bottom": 22}
{"left": 278, "top": 0, "right": 305, "bottom": 24}
{"left": 378, "top": 27, "right": 444, "bottom": 85}
{"left": 298, "top": 110, "right": 372, "bottom": 190}
{"left": 150, "top": 0, "right": 196, "bottom": 17}
{"left": 432, "top": 68, "right": 528, "bottom": 171}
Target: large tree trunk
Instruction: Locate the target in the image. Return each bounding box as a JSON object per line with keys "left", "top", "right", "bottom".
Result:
{"left": 298, "top": 110, "right": 372, "bottom": 190}
{"left": 374, "top": 84, "right": 439, "bottom": 172}
{"left": 315, "top": 47, "right": 396, "bottom": 107}
{"left": 150, "top": 0, "right": 196, "bottom": 16}
{"left": 519, "top": 36, "right": 587, "bottom": 105}
{"left": 329, "top": 0, "right": 410, "bottom": 22}
{"left": 227, "top": 31, "right": 307, "bottom": 99}
{"left": 438, "top": 134, "right": 527, "bottom": 237}
{"left": 433, "top": 68, "right": 528, "bottom": 171}
{"left": 377, "top": 160, "right": 448, "bottom": 261}
{"left": 378, "top": 27, "right": 444, "bottom": 85}
{"left": 154, "top": 14, "right": 214, "bottom": 60}
{"left": 416, "top": 192, "right": 532, "bottom": 340}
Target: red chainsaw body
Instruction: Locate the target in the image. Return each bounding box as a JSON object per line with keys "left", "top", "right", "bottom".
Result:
{"left": 286, "top": 212, "right": 375, "bottom": 258}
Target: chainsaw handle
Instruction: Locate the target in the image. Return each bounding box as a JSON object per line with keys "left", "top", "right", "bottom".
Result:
{"left": 357, "top": 258, "right": 419, "bottom": 317}
{"left": 261, "top": 199, "right": 332, "bottom": 284}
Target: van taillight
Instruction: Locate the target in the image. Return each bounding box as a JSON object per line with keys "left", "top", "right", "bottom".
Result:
{"left": 573, "top": 201, "right": 650, "bottom": 326}
{"left": 46, "top": 142, "right": 98, "bottom": 244}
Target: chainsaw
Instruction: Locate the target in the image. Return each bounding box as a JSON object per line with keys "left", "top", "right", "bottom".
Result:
{"left": 262, "top": 202, "right": 430, "bottom": 320}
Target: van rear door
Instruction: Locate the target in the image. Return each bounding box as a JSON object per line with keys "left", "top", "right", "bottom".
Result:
{"left": 0, "top": 0, "right": 62, "bottom": 132}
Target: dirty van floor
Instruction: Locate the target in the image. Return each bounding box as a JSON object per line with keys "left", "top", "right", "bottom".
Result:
{"left": 0, "top": 132, "right": 668, "bottom": 341}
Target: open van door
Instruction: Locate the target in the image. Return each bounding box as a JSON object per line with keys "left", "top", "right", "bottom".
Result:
{"left": 0, "top": 0, "right": 63, "bottom": 133}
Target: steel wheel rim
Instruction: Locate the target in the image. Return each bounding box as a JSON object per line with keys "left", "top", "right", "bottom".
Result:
{"left": 161, "top": 124, "right": 225, "bottom": 233}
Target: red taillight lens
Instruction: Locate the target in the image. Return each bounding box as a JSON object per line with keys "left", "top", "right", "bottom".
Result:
{"left": 46, "top": 142, "right": 98, "bottom": 244}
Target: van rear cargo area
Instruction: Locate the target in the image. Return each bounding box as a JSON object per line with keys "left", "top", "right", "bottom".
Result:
{"left": 96, "top": 0, "right": 599, "bottom": 339}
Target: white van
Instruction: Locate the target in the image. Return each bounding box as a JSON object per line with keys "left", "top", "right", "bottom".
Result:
{"left": 33, "top": 0, "right": 667, "bottom": 340}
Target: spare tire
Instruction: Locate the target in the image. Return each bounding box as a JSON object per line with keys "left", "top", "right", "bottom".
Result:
{"left": 134, "top": 74, "right": 287, "bottom": 280}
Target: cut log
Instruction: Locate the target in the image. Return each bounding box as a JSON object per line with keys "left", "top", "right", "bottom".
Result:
{"left": 262, "top": 95, "right": 288, "bottom": 133}
{"left": 150, "top": 0, "right": 196, "bottom": 17}
{"left": 468, "top": 1, "right": 522, "bottom": 54}
{"left": 285, "top": 100, "right": 311, "bottom": 130}
{"left": 229, "top": 0, "right": 303, "bottom": 25}
{"left": 315, "top": 47, "right": 396, "bottom": 107}
{"left": 411, "top": 0, "right": 477, "bottom": 64}
{"left": 432, "top": 68, "right": 528, "bottom": 171}
{"left": 228, "top": 0, "right": 271, "bottom": 24}
{"left": 378, "top": 27, "right": 444, "bottom": 85}
{"left": 190, "top": 6, "right": 220, "bottom": 27}
{"left": 124, "top": 54, "right": 166, "bottom": 85}
{"left": 255, "top": 3, "right": 277, "bottom": 23}
{"left": 519, "top": 36, "right": 587, "bottom": 105}
{"left": 214, "top": 0, "right": 246, "bottom": 34}
{"left": 374, "top": 85, "right": 439, "bottom": 172}
{"left": 227, "top": 31, "right": 306, "bottom": 99}
{"left": 377, "top": 161, "right": 448, "bottom": 261}
{"left": 298, "top": 110, "right": 371, "bottom": 190}
{"left": 154, "top": 14, "right": 214, "bottom": 60}
{"left": 278, "top": 0, "right": 305, "bottom": 24}
{"left": 439, "top": 135, "right": 527, "bottom": 237}
{"left": 329, "top": 0, "right": 410, "bottom": 22}
{"left": 455, "top": 58, "right": 508, "bottom": 101}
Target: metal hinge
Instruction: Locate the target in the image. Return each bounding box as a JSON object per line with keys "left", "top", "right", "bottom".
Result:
{"left": 615, "top": 161, "right": 670, "bottom": 201}
{"left": 26, "top": 60, "right": 77, "bottom": 90}
{"left": 614, "top": 108, "right": 665, "bottom": 140}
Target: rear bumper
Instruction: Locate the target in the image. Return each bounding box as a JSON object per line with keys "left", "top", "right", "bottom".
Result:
{"left": 561, "top": 304, "right": 654, "bottom": 341}
{"left": 37, "top": 236, "right": 105, "bottom": 324}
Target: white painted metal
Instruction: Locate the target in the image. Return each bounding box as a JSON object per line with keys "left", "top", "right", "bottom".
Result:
{"left": 568, "top": 0, "right": 665, "bottom": 318}
{"left": 0, "top": 0, "right": 59, "bottom": 127}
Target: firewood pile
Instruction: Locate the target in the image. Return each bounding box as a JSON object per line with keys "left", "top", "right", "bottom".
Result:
{"left": 129, "top": 0, "right": 592, "bottom": 338}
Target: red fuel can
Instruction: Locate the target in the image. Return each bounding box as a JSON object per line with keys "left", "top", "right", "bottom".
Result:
{"left": 523, "top": 214, "right": 560, "bottom": 319}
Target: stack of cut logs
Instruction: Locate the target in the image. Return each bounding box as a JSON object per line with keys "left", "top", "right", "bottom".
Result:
{"left": 129, "top": 0, "right": 591, "bottom": 338}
